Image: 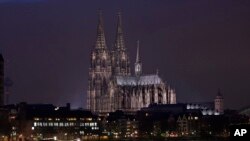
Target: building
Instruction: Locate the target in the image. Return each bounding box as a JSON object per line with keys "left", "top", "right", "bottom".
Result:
{"left": 185, "top": 90, "right": 225, "bottom": 116}
{"left": 105, "top": 110, "right": 138, "bottom": 138}
{"left": 177, "top": 115, "right": 188, "bottom": 134}
{"left": 87, "top": 11, "right": 176, "bottom": 114}
{"left": 177, "top": 114, "right": 200, "bottom": 136}
{"left": 0, "top": 54, "right": 4, "bottom": 106}
{"left": 214, "top": 89, "right": 224, "bottom": 114}
{"left": 3, "top": 103, "right": 102, "bottom": 141}
{"left": 239, "top": 105, "right": 250, "bottom": 117}
{"left": 136, "top": 103, "right": 202, "bottom": 137}
{"left": 0, "top": 107, "right": 12, "bottom": 139}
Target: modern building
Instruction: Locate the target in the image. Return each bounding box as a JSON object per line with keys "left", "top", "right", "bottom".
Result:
{"left": 2, "top": 103, "right": 102, "bottom": 141}
{"left": 87, "top": 11, "right": 176, "bottom": 114}
{"left": 0, "top": 54, "right": 4, "bottom": 106}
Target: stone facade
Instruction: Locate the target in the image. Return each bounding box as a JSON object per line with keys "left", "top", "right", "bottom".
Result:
{"left": 87, "top": 11, "right": 176, "bottom": 114}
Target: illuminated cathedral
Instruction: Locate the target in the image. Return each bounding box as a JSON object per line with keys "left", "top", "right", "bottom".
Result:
{"left": 87, "top": 11, "right": 176, "bottom": 113}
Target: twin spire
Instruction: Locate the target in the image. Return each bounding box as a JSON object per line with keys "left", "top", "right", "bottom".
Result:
{"left": 95, "top": 10, "right": 126, "bottom": 51}
{"left": 94, "top": 10, "right": 142, "bottom": 76}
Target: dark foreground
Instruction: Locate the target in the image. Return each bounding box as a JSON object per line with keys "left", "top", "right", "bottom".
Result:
{"left": 99, "top": 137, "right": 229, "bottom": 141}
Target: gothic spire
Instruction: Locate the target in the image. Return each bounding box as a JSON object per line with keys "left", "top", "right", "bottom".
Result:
{"left": 218, "top": 88, "right": 221, "bottom": 96}
{"left": 217, "top": 88, "right": 223, "bottom": 97}
{"left": 136, "top": 40, "right": 140, "bottom": 63}
{"left": 114, "top": 11, "right": 125, "bottom": 50}
{"left": 135, "top": 40, "right": 142, "bottom": 76}
{"left": 95, "top": 10, "right": 107, "bottom": 49}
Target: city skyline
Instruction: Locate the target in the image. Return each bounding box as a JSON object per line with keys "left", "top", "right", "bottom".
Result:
{"left": 0, "top": 0, "right": 250, "bottom": 109}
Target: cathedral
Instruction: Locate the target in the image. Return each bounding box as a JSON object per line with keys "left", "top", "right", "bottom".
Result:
{"left": 87, "top": 11, "right": 176, "bottom": 114}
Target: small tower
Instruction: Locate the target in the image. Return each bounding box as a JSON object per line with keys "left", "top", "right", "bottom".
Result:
{"left": 214, "top": 89, "right": 224, "bottom": 114}
{"left": 135, "top": 40, "right": 142, "bottom": 76}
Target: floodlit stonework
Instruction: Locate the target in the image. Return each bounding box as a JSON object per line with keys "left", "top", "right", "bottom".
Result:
{"left": 87, "top": 11, "right": 176, "bottom": 114}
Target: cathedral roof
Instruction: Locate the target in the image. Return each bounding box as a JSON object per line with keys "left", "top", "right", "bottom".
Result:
{"left": 115, "top": 74, "right": 163, "bottom": 86}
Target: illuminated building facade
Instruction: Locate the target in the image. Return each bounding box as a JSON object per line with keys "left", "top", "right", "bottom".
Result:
{"left": 15, "top": 103, "right": 101, "bottom": 141}
{"left": 186, "top": 90, "right": 225, "bottom": 115}
{"left": 87, "top": 11, "right": 176, "bottom": 114}
{"left": 105, "top": 110, "right": 138, "bottom": 138}
{"left": 177, "top": 114, "right": 200, "bottom": 136}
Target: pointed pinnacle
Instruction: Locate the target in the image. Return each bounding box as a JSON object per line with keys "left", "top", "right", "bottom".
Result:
{"left": 114, "top": 10, "right": 126, "bottom": 51}
{"left": 95, "top": 9, "right": 107, "bottom": 49}
{"left": 117, "top": 11, "right": 122, "bottom": 34}
{"left": 136, "top": 40, "right": 140, "bottom": 63}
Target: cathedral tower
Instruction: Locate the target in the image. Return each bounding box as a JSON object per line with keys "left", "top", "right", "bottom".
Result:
{"left": 87, "top": 11, "right": 177, "bottom": 114}
{"left": 135, "top": 41, "right": 142, "bottom": 76}
{"left": 87, "top": 11, "right": 112, "bottom": 112}
{"left": 112, "top": 11, "right": 131, "bottom": 76}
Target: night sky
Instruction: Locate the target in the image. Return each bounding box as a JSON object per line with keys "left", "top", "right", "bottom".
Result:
{"left": 0, "top": 0, "right": 249, "bottom": 109}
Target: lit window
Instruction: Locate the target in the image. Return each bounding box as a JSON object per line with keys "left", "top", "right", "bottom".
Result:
{"left": 59, "top": 122, "right": 63, "bottom": 127}
{"left": 43, "top": 122, "right": 48, "bottom": 126}
{"left": 87, "top": 118, "right": 92, "bottom": 121}
{"left": 49, "top": 123, "right": 53, "bottom": 126}
{"left": 80, "top": 131, "right": 84, "bottom": 135}
{"left": 38, "top": 122, "right": 42, "bottom": 126}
